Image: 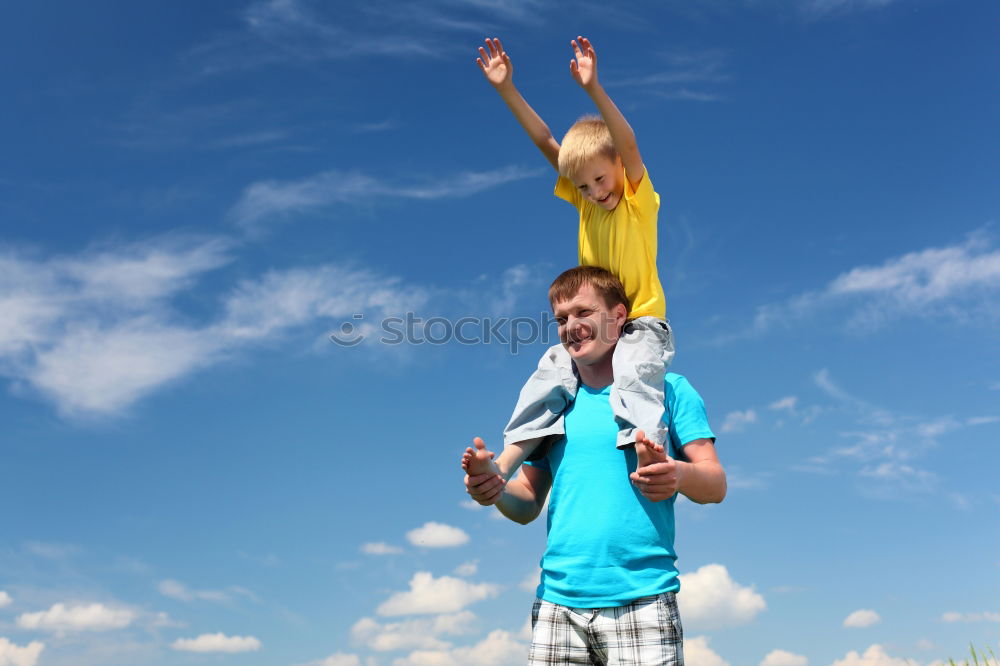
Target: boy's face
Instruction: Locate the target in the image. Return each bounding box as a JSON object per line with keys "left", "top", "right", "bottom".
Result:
{"left": 552, "top": 283, "right": 626, "bottom": 367}
{"left": 572, "top": 155, "right": 624, "bottom": 211}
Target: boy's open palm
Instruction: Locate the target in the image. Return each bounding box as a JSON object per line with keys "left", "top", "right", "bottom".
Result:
{"left": 477, "top": 37, "right": 512, "bottom": 88}
{"left": 570, "top": 36, "right": 598, "bottom": 89}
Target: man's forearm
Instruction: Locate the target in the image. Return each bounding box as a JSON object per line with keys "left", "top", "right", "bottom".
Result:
{"left": 496, "top": 493, "right": 542, "bottom": 524}
{"left": 494, "top": 473, "right": 547, "bottom": 524}
{"left": 677, "top": 460, "right": 727, "bottom": 504}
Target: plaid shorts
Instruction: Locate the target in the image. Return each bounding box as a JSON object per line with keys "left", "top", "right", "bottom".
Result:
{"left": 528, "top": 592, "right": 684, "bottom": 665}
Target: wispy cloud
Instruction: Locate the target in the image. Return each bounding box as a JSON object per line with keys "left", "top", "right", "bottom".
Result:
{"left": 720, "top": 408, "right": 758, "bottom": 433}
{"left": 941, "top": 610, "right": 1000, "bottom": 623}
{"left": 802, "top": 369, "right": 988, "bottom": 497}
{"left": 612, "top": 50, "right": 728, "bottom": 103}
{"left": 794, "top": 0, "right": 896, "bottom": 21}
{"left": 0, "top": 236, "right": 427, "bottom": 417}
{"left": 171, "top": 633, "right": 261, "bottom": 653}
{"left": 747, "top": 230, "right": 1000, "bottom": 337}
{"left": 360, "top": 542, "right": 404, "bottom": 556}
{"left": 1, "top": 231, "right": 542, "bottom": 418}
{"left": 230, "top": 166, "right": 544, "bottom": 230}
{"left": 158, "top": 579, "right": 256, "bottom": 604}
{"left": 187, "top": 0, "right": 550, "bottom": 76}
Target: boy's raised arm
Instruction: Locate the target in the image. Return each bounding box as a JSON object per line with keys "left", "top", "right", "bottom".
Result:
{"left": 476, "top": 37, "right": 560, "bottom": 171}
{"left": 569, "top": 36, "right": 645, "bottom": 189}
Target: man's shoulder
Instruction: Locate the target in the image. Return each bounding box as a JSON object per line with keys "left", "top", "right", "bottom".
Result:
{"left": 664, "top": 372, "right": 703, "bottom": 407}
{"left": 665, "top": 372, "right": 690, "bottom": 391}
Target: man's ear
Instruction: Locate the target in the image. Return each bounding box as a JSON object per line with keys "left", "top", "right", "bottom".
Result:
{"left": 614, "top": 302, "right": 628, "bottom": 324}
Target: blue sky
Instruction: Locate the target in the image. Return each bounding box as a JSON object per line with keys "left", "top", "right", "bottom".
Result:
{"left": 1, "top": 0, "right": 998, "bottom": 665}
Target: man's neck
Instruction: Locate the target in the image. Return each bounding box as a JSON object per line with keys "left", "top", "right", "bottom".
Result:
{"left": 576, "top": 354, "right": 615, "bottom": 390}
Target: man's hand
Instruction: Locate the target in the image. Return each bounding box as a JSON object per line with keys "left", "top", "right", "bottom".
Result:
{"left": 465, "top": 471, "right": 505, "bottom": 506}
{"left": 569, "top": 36, "right": 598, "bottom": 90}
{"left": 630, "top": 456, "right": 684, "bottom": 503}
{"left": 477, "top": 37, "right": 513, "bottom": 89}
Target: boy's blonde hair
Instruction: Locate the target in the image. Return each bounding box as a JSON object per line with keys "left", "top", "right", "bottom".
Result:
{"left": 557, "top": 115, "right": 619, "bottom": 181}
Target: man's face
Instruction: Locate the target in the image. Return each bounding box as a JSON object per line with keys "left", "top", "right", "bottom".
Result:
{"left": 552, "top": 283, "right": 627, "bottom": 367}
{"left": 572, "top": 155, "right": 624, "bottom": 211}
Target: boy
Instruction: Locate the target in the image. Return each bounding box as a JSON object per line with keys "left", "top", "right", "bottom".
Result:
{"left": 463, "top": 36, "right": 674, "bottom": 490}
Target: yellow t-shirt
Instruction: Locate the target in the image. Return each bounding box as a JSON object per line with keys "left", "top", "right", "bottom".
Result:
{"left": 555, "top": 167, "right": 666, "bottom": 319}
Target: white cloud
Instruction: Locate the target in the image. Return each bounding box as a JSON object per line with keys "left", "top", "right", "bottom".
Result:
{"left": 391, "top": 629, "right": 527, "bottom": 666}
{"left": 720, "top": 409, "right": 757, "bottom": 433}
{"left": 769, "top": 396, "right": 798, "bottom": 411}
{"left": 453, "top": 561, "right": 478, "bottom": 577}
{"left": 28, "top": 319, "right": 215, "bottom": 415}
{"left": 749, "top": 232, "right": 1000, "bottom": 336}
{"left": 760, "top": 649, "right": 808, "bottom": 666}
{"left": 843, "top": 609, "right": 881, "bottom": 628}
{"left": 830, "top": 644, "right": 915, "bottom": 666}
{"left": 171, "top": 633, "right": 261, "bottom": 653}
{"left": 189, "top": 0, "right": 544, "bottom": 78}
{"left": 459, "top": 500, "right": 485, "bottom": 511}
{"left": 362, "top": 542, "right": 404, "bottom": 555}
{"left": 941, "top": 611, "right": 1000, "bottom": 623}
{"left": 685, "top": 635, "right": 730, "bottom": 666}
{"left": 230, "top": 166, "right": 543, "bottom": 229}
{"left": 520, "top": 570, "right": 540, "bottom": 592}
{"left": 376, "top": 572, "right": 500, "bottom": 617}
{"left": 303, "top": 654, "right": 362, "bottom": 666}
{"left": 351, "top": 612, "right": 476, "bottom": 651}
{"left": 797, "top": 0, "right": 895, "bottom": 20}
{"left": 614, "top": 49, "right": 727, "bottom": 103}
{"left": 678, "top": 564, "right": 766, "bottom": 628}
{"left": 0, "top": 592, "right": 10, "bottom": 608}
{"left": 0, "top": 238, "right": 427, "bottom": 417}
{"left": 0, "top": 238, "right": 228, "bottom": 415}
{"left": 157, "top": 579, "right": 253, "bottom": 603}
{"left": 16, "top": 603, "right": 135, "bottom": 632}
{"left": 406, "top": 522, "right": 470, "bottom": 548}
{"left": 0, "top": 638, "right": 44, "bottom": 666}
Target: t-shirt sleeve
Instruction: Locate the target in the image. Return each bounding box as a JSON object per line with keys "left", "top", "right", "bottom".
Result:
{"left": 554, "top": 175, "right": 583, "bottom": 208}
{"left": 623, "top": 166, "right": 659, "bottom": 218}
{"left": 665, "top": 374, "right": 716, "bottom": 453}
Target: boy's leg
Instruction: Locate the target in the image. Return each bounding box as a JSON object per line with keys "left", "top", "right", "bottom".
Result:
{"left": 502, "top": 343, "right": 578, "bottom": 463}
{"left": 609, "top": 317, "right": 675, "bottom": 450}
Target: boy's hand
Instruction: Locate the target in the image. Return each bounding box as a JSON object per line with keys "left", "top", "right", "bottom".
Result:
{"left": 476, "top": 37, "right": 513, "bottom": 89}
{"left": 569, "top": 36, "right": 598, "bottom": 90}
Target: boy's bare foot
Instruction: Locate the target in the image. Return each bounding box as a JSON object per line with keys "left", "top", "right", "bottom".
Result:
{"left": 634, "top": 429, "right": 667, "bottom": 470}
{"left": 462, "top": 437, "right": 502, "bottom": 477}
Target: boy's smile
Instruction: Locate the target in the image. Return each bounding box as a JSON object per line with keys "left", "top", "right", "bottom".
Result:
{"left": 573, "top": 155, "right": 625, "bottom": 211}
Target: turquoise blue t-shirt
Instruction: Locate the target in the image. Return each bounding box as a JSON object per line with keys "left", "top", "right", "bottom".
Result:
{"left": 525, "top": 373, "right": 715, "bottom": 608}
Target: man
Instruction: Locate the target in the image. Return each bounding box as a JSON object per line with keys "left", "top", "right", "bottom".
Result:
{"left": 464, "top": 266, "right": 726, "bottom": 666}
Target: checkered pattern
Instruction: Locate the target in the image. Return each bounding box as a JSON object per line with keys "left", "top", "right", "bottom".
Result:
{"left": 528, "top": 592, "right": 684, "bottom": 665}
